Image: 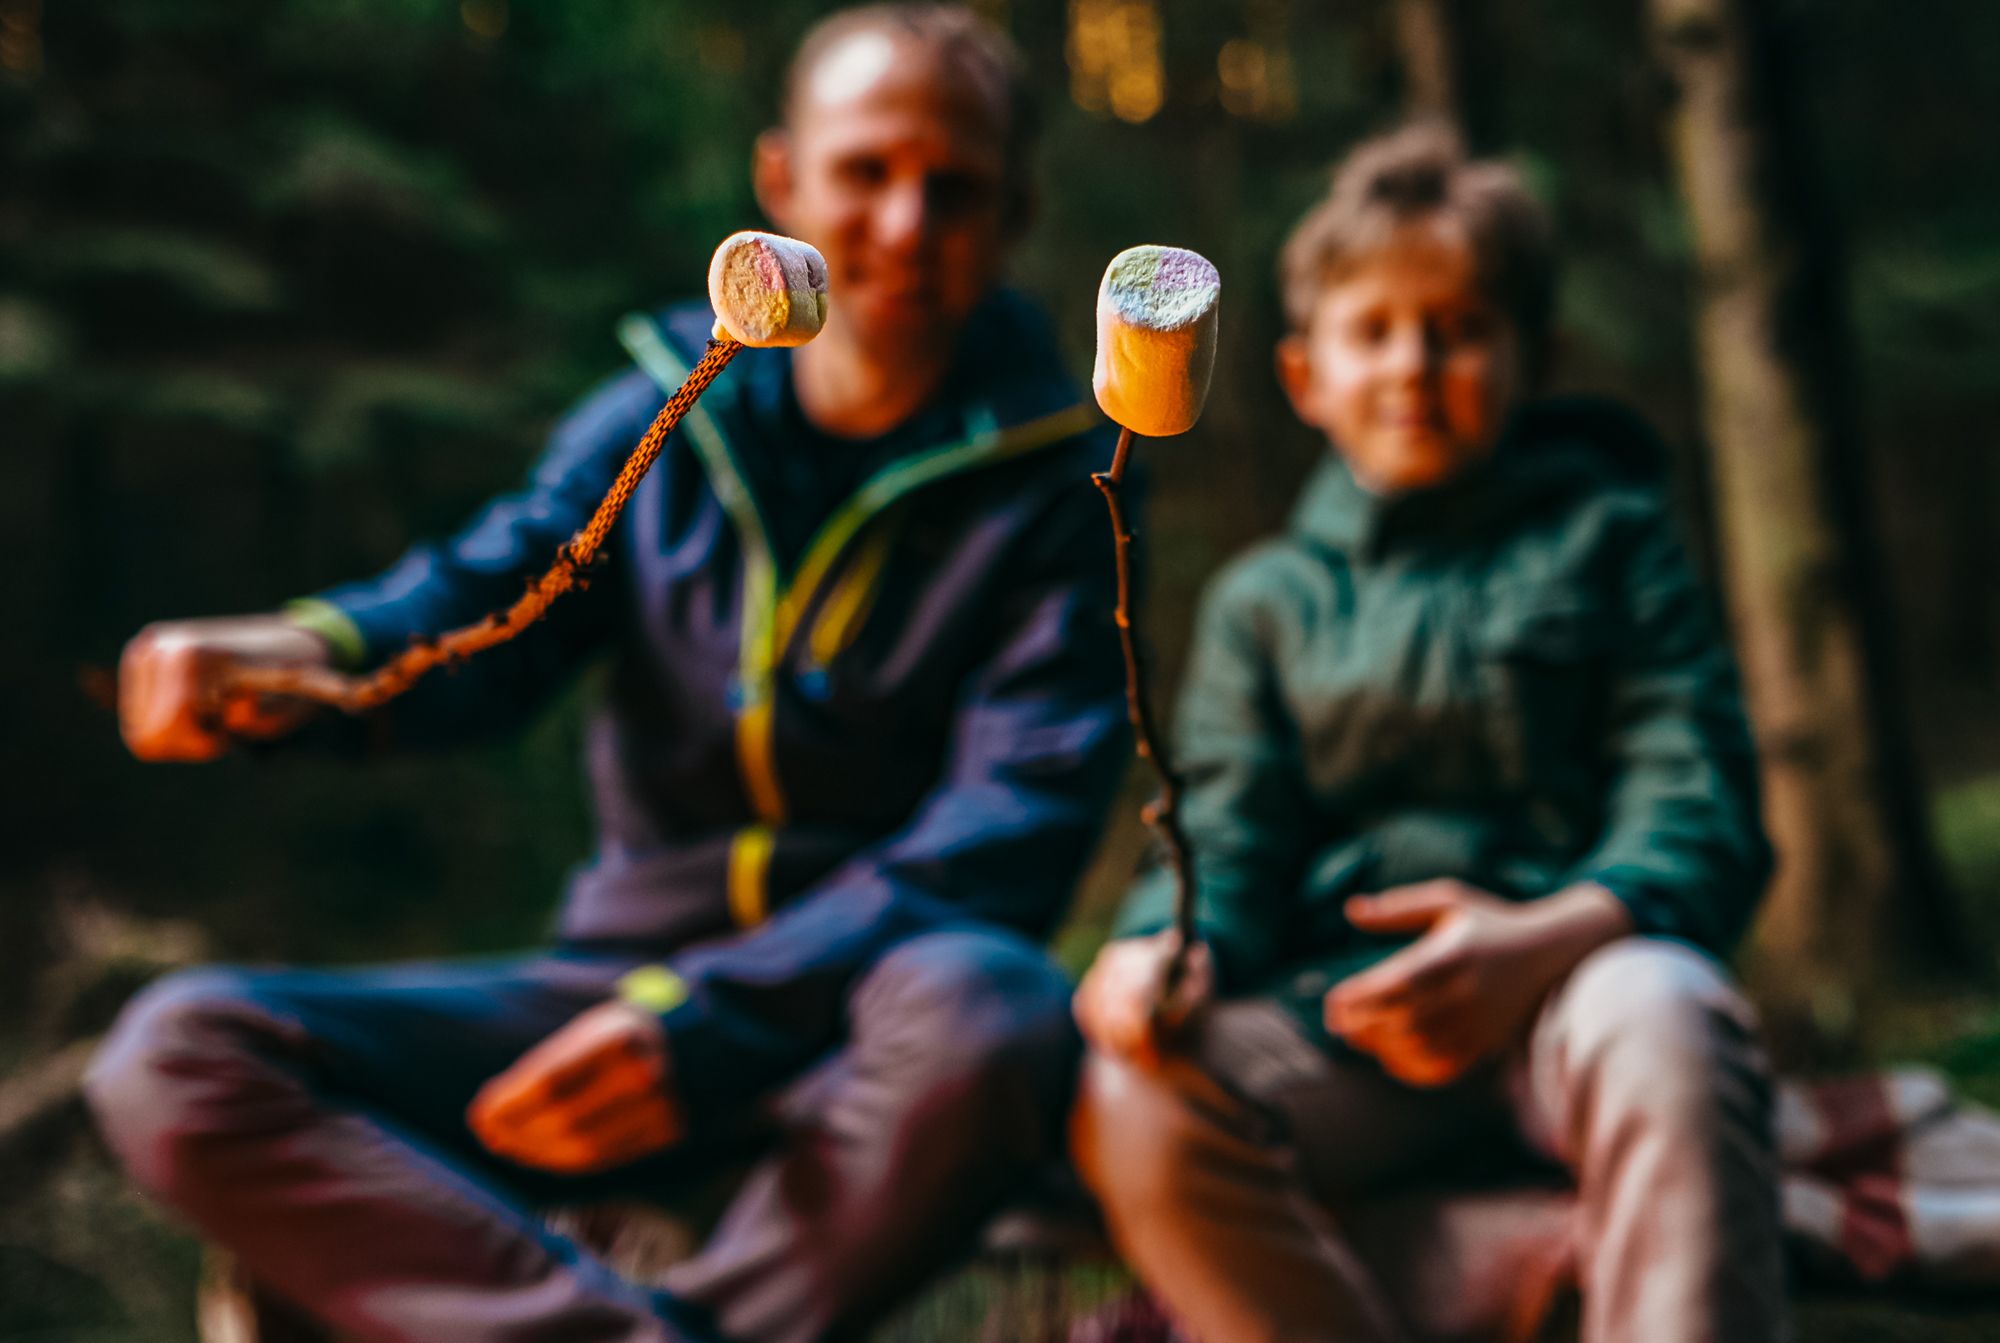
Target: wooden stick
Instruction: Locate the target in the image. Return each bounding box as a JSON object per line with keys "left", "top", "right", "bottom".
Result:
{"left": 220, "top": 338, "right": 742, "bottom": 716}
{"left": 1091, "top": 426, "right": 1199, "bottom": 994}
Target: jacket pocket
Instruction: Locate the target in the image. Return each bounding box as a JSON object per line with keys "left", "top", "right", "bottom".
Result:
{"left": 1473, "top": 590, "right": 1613, "bottom": 791}
{"left": 1479, "top": 593, "right": 1612, "bottom": 661}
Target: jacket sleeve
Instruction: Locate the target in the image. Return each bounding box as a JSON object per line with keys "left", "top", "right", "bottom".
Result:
{"left": 645, "top": 461, "right": 1132, "bottom": 1125}
{"left": 1111, "top": 554, "right": 1316, "bottom": 993}
{"left": 1561, "top": 496, "right": 1773, "bottom": 955}
{"left": 297, "top": 368, "right": 661, "bottom": 747}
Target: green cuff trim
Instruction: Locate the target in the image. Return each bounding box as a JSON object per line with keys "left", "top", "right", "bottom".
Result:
{"left": 281, "top": 598, "right": 368, "bottom": 671}
{"left": 615, "top": 965, "right": 689, "bottom": 1014}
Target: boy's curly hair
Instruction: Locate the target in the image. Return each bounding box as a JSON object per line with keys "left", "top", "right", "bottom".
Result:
{"left": 1279, "top": 123, "right": 1558, "bottom": 380}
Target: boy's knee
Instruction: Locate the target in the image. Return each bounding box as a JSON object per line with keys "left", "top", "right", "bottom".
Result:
{"left": 1543, "top": 938, "right": 1771, "bottom": 1130}
{"left": 1070, "top": 1052, "right": 1210, "bottom": 1220}
{"left": 1561, "top": 939, "right": 1754, "bottom": 1049}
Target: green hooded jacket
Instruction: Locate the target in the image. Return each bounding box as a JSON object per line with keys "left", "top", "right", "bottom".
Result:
{"left": 1115, "top": 400, "right": 1772, "bottom": 1038}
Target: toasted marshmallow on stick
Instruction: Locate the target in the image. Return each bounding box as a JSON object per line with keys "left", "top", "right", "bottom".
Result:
{"left": 1093, "top": 245, "right": 1220, "bottom": 438}
{"left": 707, "top": 231, "right": 830, "bottom": 348}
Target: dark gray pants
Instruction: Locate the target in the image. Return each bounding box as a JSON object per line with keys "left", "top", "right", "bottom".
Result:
{"left": 85, "top": 931, "right": 1078, "bottom": 1343}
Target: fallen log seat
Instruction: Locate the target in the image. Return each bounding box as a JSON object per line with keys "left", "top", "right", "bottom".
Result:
{"left": 197, "top": 1177, "right": 2000, "bottom": 1342}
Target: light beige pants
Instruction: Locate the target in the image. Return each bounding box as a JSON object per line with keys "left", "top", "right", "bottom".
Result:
{"left": 1071, "top": 937, "right": 1787, "bottom": 1343}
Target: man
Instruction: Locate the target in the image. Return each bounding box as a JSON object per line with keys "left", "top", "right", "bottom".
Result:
{"left": 87, "top": 8, "right": 1127, "bottom": 1342}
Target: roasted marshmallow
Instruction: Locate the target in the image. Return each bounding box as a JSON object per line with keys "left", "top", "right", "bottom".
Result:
{"left": 707, "top": 231, "right": 830, "bottom": 348}
{"left": 1093, "top": 245, "right": 1220, "bottom": 438}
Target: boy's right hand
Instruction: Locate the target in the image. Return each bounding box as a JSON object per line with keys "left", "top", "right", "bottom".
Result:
{"left": 120, "top": 615, "right": 331, "bottom": 762}
{"left": 1073, "top": 931, "right": 1215, "bottom": 1068}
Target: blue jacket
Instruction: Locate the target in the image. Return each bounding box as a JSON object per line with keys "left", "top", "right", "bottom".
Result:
{"left": 296, "top": 291, "right": 1130, "bottom": 1123}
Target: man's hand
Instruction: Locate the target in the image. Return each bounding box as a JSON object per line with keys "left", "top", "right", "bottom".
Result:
{"left": 467, "top": 1001, "right": 684, "bottom": 1175}
{"left": 119, "top": 616, "right": 330, "bottom": 761}
{"left": 1073, "top": 930, "right": 1215, "bottom": 1068}
{"left": 1325, "top": 880, "right": 1634, "bottom": 1088}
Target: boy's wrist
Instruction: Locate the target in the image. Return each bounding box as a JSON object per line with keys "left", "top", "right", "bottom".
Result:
{"left": 1524, "top": 882, "right": 1635, "bottom": 984}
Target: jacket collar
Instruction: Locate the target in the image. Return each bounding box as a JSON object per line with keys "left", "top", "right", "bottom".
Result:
{"left": 1288, "top": 446, "right": 1511, "bottom": 560}
{"left": 1288, "top": 397, "right": 1663, "bottom": 560}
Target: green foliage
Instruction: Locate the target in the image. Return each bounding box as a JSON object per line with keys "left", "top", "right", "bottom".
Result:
{"left": 0, "top": 1246, "right": 128, "bottom": 1341}
{"left": 259, "top": 114, "right": 503, "bottom": 245}
{"left": 0, "top": 295, "right": 69, "bottom": 380}
{"left": 30, "top": 231, "right": 281, "bottom": 315}
{"left": 1933, "top": 774, "right": 2000, "bottom": 946}
{"left": 119, "top": 370, "right": 286, "bottom": 434}
{"left": 1855, "top": 245, "right": 2000, "bottom": 392}
{"left": 296, "top": 366, "right": 515, "bottom": 470}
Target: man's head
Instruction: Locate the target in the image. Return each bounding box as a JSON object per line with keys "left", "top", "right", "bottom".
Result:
{"left": 755, "top": 5, "right": 1036, "bottom": 363}
{"left": 1275, "top": 124, "right": 1556, "bottom": 493}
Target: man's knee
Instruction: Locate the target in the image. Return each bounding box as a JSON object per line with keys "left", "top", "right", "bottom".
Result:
{"left": 861, "top": 927, "right": 1068, "bottom": 1012}
{"left": 86, "top": 965, "right": 261, "bottom": 1116}
{"left": 855, "top": 930, "right": 1072, "bottom": 1056}
{"left": 848, "top": 931, "right": 1078, "bottom": 1151}
{"left": 84, "top": 965, "right": 294, "bottom": 1197}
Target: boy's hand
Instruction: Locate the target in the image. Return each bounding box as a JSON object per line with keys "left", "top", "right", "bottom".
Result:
{"left": 1074, "top": 931, "right": 1215, "bottom": 1068}
{"left": 467, "top": 1001, "right": 684, "bottom": 1174}
{"left": 119, "top": 616, "right": 329, "bottom": 761}
{"left": 1325, "top": 881, "right": 1633, "bottom": 1087}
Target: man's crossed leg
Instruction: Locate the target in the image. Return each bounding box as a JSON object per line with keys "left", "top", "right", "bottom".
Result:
{"left": 86, "top": 930, "right": 1077, "bottom": 1343}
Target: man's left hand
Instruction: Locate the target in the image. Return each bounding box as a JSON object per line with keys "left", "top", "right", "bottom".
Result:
{"left": 1325, "top": 880, "right": 1633, "bottom": 1088}
{"left": 467, "top": 1001, "right": 684, "bottom": 1174}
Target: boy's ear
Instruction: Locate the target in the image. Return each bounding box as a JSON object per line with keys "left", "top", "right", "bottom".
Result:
{"left": 1274, "top": 334, "right": 1316, "bottom": 420}
{"left": 752, "top": 129, "right": 795, "bottom": 228}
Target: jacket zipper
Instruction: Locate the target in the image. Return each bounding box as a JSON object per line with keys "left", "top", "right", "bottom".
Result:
{"left": 619, "top": 312, "right": 1094, "bottom": 925}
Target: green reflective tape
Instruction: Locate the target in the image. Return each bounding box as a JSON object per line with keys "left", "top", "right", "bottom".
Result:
{"left": 615, "top": 964, "right": 689, "bottom": 1014}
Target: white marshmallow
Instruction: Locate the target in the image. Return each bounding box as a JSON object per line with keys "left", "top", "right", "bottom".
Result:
{"left": 707, "top": 232, "right": 829, "bottom": 348}
{"left": 1093, "top": 244, "right": 1220, "bottom": 438}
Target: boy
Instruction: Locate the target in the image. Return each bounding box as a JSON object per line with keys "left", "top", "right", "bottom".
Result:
{"left": 1071, "top": 125, "right": 1786, "bottom": 1342}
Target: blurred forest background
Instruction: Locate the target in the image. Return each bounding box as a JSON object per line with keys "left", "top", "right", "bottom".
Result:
{"left": 4, "top": 0, "right": 1999, "bottom": 1337}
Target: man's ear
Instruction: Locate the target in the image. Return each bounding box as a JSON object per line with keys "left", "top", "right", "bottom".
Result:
{"left": 1274, "top": 334, "right": 1316, "bottom": 420}
{"left": 752, "top": 128, "right": 794, "bottom": 228}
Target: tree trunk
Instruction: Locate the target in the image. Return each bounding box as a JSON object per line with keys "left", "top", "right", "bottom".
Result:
{"left": 1393, "top": 0, "right": 1460, "bottom": 124}
{"left": 1646, "top": 0, "right": 1962, "bottom": 999}
{"left": 1390, "top": 0, "right": 1501, "bottom": 147}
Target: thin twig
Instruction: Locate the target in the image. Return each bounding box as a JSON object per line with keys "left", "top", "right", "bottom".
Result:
{"left": 1091, "top": 426, "right": 1198, "bottom": 994}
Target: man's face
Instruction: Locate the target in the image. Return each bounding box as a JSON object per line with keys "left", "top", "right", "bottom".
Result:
{"left": 1278, "top": 222, "right": 1522, "bottom": 494}
{"left": 756, "top": 31, "right": 1020, "bottom": 359}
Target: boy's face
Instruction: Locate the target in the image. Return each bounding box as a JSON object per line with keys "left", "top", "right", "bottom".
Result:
{"left": 755, "top": 30, "right": 1022, "bottom": 364}
{"left": 1277, "top": 221, "right": 1522, "bottom": 493}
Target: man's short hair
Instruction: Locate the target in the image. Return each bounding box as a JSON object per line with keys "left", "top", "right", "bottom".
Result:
{"left": 782, "top": 5, "right": 1039, "bottom": 188}
{"left": 1279, "top": 122, "right": 1558, "bottom": 379}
